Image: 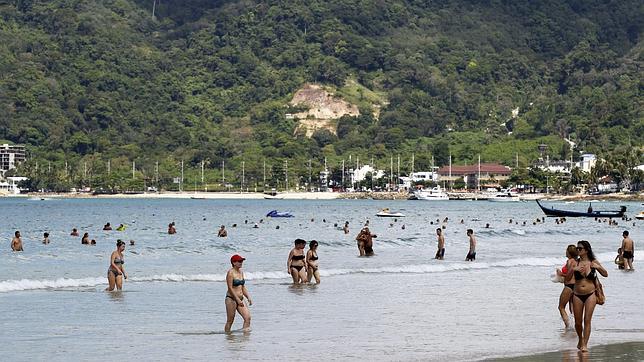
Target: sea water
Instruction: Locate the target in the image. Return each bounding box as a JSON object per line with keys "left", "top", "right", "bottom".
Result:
{"left": 0, "top": 198, "right": 642, "bottom": 361}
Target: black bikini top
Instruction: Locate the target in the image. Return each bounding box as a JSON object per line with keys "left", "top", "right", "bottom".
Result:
{"left": 309, "top": 253, "right": 318, "bottom": 261}
{"left": 292, "top": 254, "right": 305, "bottom": 260}
{"left": 574, "top": 267, "right": 596, "bottom": 281}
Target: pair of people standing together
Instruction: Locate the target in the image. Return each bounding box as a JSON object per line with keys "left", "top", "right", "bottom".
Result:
{"left": 434, "top": 228, "right": 477, "bottom": 261}
{"left": 556, "top": 240, "right": 608, "bottom": 352}
{"left": 287, "top": 239, "right": 320, "bottom": 284}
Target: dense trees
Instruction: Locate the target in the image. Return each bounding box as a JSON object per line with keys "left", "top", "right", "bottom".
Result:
{"left": 0, "top": 0, "right": 641, "bottom": 190}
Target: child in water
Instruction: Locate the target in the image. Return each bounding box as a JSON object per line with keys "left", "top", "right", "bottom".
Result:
{"left": 615, "top": 247, "right": 625, "bottom": 270}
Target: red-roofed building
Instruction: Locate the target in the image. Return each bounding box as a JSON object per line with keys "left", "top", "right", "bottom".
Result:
{"left": 437, "top": 163, "right": 512, "bottom": 189}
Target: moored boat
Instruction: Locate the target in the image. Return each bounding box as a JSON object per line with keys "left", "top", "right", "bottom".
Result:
{"left": 536, "top": 200, "right": 626, "bottom": 218}
{"left": 376, "top": 208, "right": 405, "bottom": 218}
{"left": 636, "top": 211, "right": 644, "bottom": 220}
{"left": 412, "top": 186, "right": 449, "bottom": 201}
{"left": 488, "top": 190, "right": 521, "bottom": 202}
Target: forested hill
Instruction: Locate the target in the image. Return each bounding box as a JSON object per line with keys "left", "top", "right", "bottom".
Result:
{"left": 0, "top": 0, "right": 642, "bottom": 184}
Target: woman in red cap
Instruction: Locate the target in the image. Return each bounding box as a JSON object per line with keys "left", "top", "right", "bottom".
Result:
{"left": 225, "top": 254, "right": 252, "bottom": 332}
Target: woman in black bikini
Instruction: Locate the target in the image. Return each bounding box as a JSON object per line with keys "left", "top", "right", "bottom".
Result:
{"left": 565, "top": 240, "right": 607, "bottom": 352}
{"left": 306, "top": 240, "right": 320, "bottom": 284}
{"left": 106, "top": 240, "right": 127, "bottom": 291}
{"left": 225, "top": 254, "right": 252, "bottom": 332}
{"left": 287, "top": 239, "right": 308, "bottom": 284}
{"left": 556, "top": 245, "right": 578, "bottom": 329}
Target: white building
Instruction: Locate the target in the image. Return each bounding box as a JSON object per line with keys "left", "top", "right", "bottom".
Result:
{"left": 0, "top": 176, "right": 28, "bottom": 195}
{"left": 0, "top": 144, "right": 26, "bottom": 176}
{"left": 349, "top": 165, "right": 385, "bottom": 185}
{"left": 399, "top": 171, "right": 439, "bottom": 189}
{"left": 577, "top": 154, "right": 596, "bottom": 173}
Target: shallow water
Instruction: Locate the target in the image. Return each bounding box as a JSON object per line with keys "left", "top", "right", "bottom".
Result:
{"left": 1, "top": 198, "right": 643, "bottom": 360}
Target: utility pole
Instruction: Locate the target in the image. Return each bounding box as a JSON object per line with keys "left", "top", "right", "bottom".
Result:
{"left": 477, "top": 154, "right": 481, "bottom": 192}
{"left": 132, "top": 161, "right": 136, "bottom": 179}
{"left": 308, "top": 159, "right": 312, "bottom": 192}
{"left": 201, "top": 160, "right": 204, "bottom": 184}
{"left": 390, "top": 156, "right": 393, "bottom": 191}
{"left": 449, "top": 153, "right": 452, "bottom": 190}
{"left": 107, "top": 159, "right": 111, "bottom": 175}
{"left": 284, "top": 160, "right": 288, "bottom": 191}
{"left": 241, "top": 161, "right": 245, "bottom": 192}
{"left": 155, "top": 161, "right": 159, "bottom": 187}
{"left": 342, "top": 159, "right": 345, "bottom": 191}
{"left": 180, "top": 160, "right": 184, "bottom": 192}
{"left": 397, "top": 155, "right": 400, "bottom": 191}
{"left": 263, "top": 159, "right": 266, "bottom": 189}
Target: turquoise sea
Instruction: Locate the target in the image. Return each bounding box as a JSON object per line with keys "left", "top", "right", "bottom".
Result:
{"left": 1, "top": 197, "right": 642, "bottom": 361}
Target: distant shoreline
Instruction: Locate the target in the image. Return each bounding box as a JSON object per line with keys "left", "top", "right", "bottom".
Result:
{"left": 4, "top": 191, "right": 643, "bottom": 201}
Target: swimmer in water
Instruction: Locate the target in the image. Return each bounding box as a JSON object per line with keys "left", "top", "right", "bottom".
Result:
{"left": 42, "top": 232, "right": 50, "bottom": 245}
{"left": 103, "top": 223, "right": 112, "bottom": 231}
{"left": 11, "top": 231, "right": 23, "bottom": 251}
{"left": 106, "top": 240, "right": 127, "bottom": 291}
{"left": 168, "top": 222, "right": 176, "bottom": 234}
{"left": 343, "top": 221, "right": 349, "bottom": 234}
{"left": 70, "top": 228, "right": 79, "bottom": 237}
{"left": 435, "top": 228, "right": 445, "bottom": 260}
{"left": 218, "top": 225, "right": 228, "bottom": 237}
{"left": 225, "top": 254, "right": 252, "bottom": 332}
{"left": 81, "top": 232, "right": 90, "bottom": 245}
{"left": 287, "top": 239, "right": 308, "bottom": 284}
{"left": 465, "top": 229, "right": 476, "bottom": 262}
{"left": 306, "top": 240, "right": 320, "bottom": 284}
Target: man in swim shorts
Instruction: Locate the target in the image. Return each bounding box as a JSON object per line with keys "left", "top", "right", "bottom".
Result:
{"left": 621, "top": 230, "right": 635, "bottom": 270}
{"left": 465, "top": 229, "right": 476, "bottom": 261}
{"left": 435, "top": 228, "right": 445, "bottom": 260}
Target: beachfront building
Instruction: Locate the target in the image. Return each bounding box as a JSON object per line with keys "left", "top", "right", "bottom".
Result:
{"left": 437, "top": 163, "right": 512, "bottom": 189}
{"left": 0, "top": 176, "right": 28, "bottom": 195}
{"left": 577, "top": 154, "right": 596, "bottom": 173}
{"left": 0, "top": 144, "right": 26, "bottom": 176}
{"left": 399, "top": 171, "right": 439, "bottom": 189}
{"left": 349, "top": 165, "right": 385, "bottom": 188}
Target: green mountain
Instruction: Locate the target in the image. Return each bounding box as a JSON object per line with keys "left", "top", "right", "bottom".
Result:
{"left": 0, "top": 0, "right": 642, "bottom": 190}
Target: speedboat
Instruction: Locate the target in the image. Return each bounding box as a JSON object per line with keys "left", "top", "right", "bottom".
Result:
{"left": 412, "top": 186, "right": 449, "bottom": 200}
{"left": 264, "top": 190, "right": 284, "bottom": 199}
{"left": 488, "top": 190, "right": 520, "bottom": 202}
{"left": 266, "top": 210, "right": 294, "bottom": 218}
{"left": 376, "top": 208, "right": 405, "bottom": 218}
{"left": 636, "top": 211, "right": 644, "bottom": 220}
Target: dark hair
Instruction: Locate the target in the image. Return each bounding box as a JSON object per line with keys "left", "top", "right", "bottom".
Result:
{"left": 566, "top": 244, "right": 578, "bottom": 259}
{"left": 15, "top": 230, "right": 20, "bottom": 236}
{"left": 577, "top": 240, "right": 595, "bottom": 261}
{"left": 623, "top": 230, "right": 629, "bottom": 236}
{"left": 467, "top": 229, "right": 473, "bottom": 235}
{"left": 309, "top": 240, "right": 318, "bottom": 248}
{"left": 116, "top": 239, "right": 125, "bottom": 247}
{"left": 294, "top": 238, "right": 306, "bottom": 245}
{"left": 436, "top": 228, "right": 441, "bottom": 232}
{"left": 44, "top": 232, "right": 49, "bottom": 237}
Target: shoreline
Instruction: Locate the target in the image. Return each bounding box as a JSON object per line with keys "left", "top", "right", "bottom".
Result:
{"left": 2, "top": 191, "right": 642, "bottom": 201}
{"left": 489, "top": 340, "right": 644, "bottom": 361}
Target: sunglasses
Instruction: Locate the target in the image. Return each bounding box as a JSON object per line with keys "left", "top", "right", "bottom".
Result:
{"left": 576, "top": 246, "right": 585, "bottom": 251}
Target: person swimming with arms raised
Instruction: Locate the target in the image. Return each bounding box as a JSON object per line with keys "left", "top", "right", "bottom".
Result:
{"left": 287, "top": 239, "right": 308, "bottom": 284}
{"left": 225, "top": 254, "right": 252, "bottom": 332}
{"left": 106, "top": 239, "right": 128, "bottom": 291}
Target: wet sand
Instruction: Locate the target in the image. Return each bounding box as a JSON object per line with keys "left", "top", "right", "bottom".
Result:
{"left": 491, "top": 341, "right": 644, "bottom": 361}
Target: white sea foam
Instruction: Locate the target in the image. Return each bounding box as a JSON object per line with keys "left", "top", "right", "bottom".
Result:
{"left": 1, "top": 252, "right": 629, "bottom": 293}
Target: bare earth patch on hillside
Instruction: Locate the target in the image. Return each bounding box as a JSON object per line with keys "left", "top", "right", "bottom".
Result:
{"left": 290, "top": 84, "right": 360, "bottom": 137}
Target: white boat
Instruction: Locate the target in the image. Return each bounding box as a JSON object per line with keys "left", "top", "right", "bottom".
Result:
{"left": 264, "top": 189, "right": 284, "bottom": 200}
{"left": 413, "top": 186, "right": 449, "bottom": 201}
{"left": 636, "top": 211, "right": 644, "bottom": 220}
{"left": 488, "top": 190, "right": 521, "bottom": 202}
{"left": 376, "top": 208, "right": 405, "bottom": 217}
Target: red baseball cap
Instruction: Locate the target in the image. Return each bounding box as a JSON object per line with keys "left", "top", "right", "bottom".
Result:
{"left": 230, "top": 254, "right": 246, "bottom": 263}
